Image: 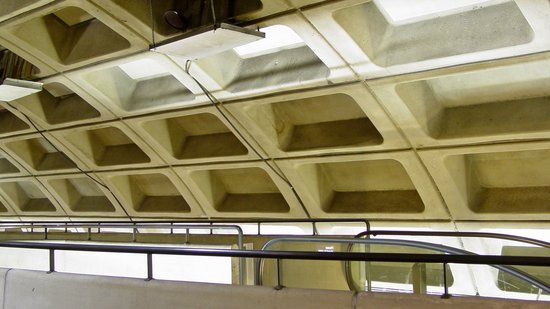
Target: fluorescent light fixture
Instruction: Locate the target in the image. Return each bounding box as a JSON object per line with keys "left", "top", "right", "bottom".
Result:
{"left": 0, "top": 78, "right": 42, "bottom": 101}
{"left": 153, "top": 23, "right": 265, "bottom": 59}
{"left": 234, "top": 25, "right": 304, "bottom": 57}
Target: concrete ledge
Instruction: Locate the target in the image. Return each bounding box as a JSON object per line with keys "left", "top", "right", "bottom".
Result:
{"left": 2, "top": 269, "right": 353, "bottom": 309}
{"left": 0, "top": 269, "right": 547, "bottom": 309}
{"left": 0, "top": 268, "right": 9, "bottom": 309}
{"left": 355, "top": 292, "right": 548, "bottom": 309}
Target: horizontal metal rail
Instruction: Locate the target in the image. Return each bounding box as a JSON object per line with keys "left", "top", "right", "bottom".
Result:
{"left": 0, "top": 218, "right": 370, "bottom": 236}
{"left": 0, "top": 223, "right": 243, "bottom": 242}
{"left": 0, "top": 224, "right": 245, "bottom": 285}
{"left": 0, "top": 239, "right": 548, "bottom": 297}
{"left": 257, "top": 237, "right": 550, "bottom": 294}
{"left": 356, "top": 230, "right": 550, "bottom": 249}
{"left": 0, "top": 241, "right": 548, "bottom": 265}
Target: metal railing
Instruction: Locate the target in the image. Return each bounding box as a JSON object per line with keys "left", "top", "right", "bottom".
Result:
{"left": 256, "top": 236, "right": 550, "bottom": 296}
{"left": 0, "top": 218, "right": 370, "bottom": 236}
{"left": 0, "top": 223, "right": 246, "bottom": 285}
{"left": 355, "top": 230, "right": 550, "bottom": 248}
{"left": 1, "top": 222, "right": 548, "bottom": 298}
{"left": 349, "top": 229, "right": 550, "bottom": 293}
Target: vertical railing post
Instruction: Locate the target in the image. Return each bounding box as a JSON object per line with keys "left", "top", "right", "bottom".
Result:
{"left": 184, "top": 229, "right": 189, "bottom": 244}
{"left": 275, "top": 259, "right": 283, "bottom": 290}
{"left": 49, "top": 249, "right": 55, "bottom": 273}
{"left": 312, "top": 222, "right": 318, "bottom": 236}
{"left": 146, "top": 253, "right": 153, "bottom": 281}
{"left": 441, "top": 262, "right": 450, "bottom": 299}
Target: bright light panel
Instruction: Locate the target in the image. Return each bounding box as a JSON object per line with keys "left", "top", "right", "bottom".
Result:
{"left": 376, "top": 0, "right": 489, "bottom": 22}
{"left": 118, "top": 58, "right": 169, "bottom": 80}
{"left": 234, "top": 25, "right": 304, "bottom": 57}
{"left": 154, "top": 23, "right": 264, "bottom": 59}
{"left": 0, "top": 78, "right": 42, "bottom": 101}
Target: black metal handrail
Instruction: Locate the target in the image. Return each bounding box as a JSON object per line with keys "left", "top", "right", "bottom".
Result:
{"left": 0, "top": 240, "right": 548, "bottom": 299}
{"left": 0, "top": 218, "right": 370, "bottom": 236}
{"left": 0, "top": 223, "right": 246, "bottom": 285}
{"left": 256, "top": 237, "right": 550, "bottom": 295}
{"left": 356, "top": 230, "right": 550, "bottom": 248}
{"left": 0, "top": 240, "right": 548, "bottom": 264}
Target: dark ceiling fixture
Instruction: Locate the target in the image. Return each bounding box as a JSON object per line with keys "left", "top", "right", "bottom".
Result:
{"left": 163, "top": 10, "right": 188, "bottom": 31}
{"left": 0, "top": 50, "right": 42, "bottom": 101}
{"left": 153, "top": 0, "right": 265, "bottom": 60}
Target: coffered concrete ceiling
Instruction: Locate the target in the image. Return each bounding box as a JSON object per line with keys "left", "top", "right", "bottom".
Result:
{"left": 0, "top": 0, "right": 549, "bottom": 225}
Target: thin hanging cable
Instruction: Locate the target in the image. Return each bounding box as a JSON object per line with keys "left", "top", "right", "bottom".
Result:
{"left": 210, "top": 0, "right": 218, "bottom": 26}
{"left": 183, "top": 60, "right": 311, "bottom": 218}
{"left": 149, "top": 0, "right": 156, "bottom": 49}
{"left": 4, "top": 102, "right": 134, "bottom": 222}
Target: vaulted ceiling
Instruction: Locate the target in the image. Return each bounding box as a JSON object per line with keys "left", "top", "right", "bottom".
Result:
{"left": 0, "top": 0, "right": 549, "bottom": 227}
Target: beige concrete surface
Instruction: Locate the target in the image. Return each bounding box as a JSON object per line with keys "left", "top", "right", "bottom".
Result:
{"left": 226, "top": 83, "right": 408, "bottom": 158}
{"left": 176, "top": 162, "right": 307, "bottom": 218}
{"left": 0, "top": 1, "right": 54, "bottom": 23}
{"left": 0, "top": 177, "right": 64, "bottom": 216}
{"left": 125, "top": 106, "right": 261, "bottom": 164}
{"left": 0, "top": 0, "right": 148, "bottom": 72}
{"left": 420, "top": 141, "right": 550, "bottom": 220}
{"left": 0, "top": 149, "right": 26, "bottom": 179}
{"left": 67, "top": 52, "right": 203, "bottom": 117}
{"left": 355, "top": 292, "right": 548, "bottom": 309}
{"left": 0, "top": 0, "right": 549, "bottom": 223}
{"left": 13, "top": 75, "right": 115, "bottom": 130}
{"left": 0, "top": 133, "right": 86, "bottom": 175}
{"left": 304, "top": 0, "right": 550, "bottom": 78}
{"left": 0, "top": 269, "right": 547, "bottom": 309}
{"left": 278, "top": 152, "right": 448, "bottom": 219}
{"left": 369, "top": 52, "right": 550, "bottom": 148}
{"left": 51, "top": 121, "right": 164, "bottom": 170}
{"left": 38, "top": 173, "right": 127, "bottom": 217}
{"left": 0, "top": 103, "right": 33, "bottom": 139}
{"left": 98, "top": 168, "right": 205, "bottom": 218}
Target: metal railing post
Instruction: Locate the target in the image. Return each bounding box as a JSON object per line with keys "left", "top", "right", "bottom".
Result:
{"left": 146, "top": 253, "right": 153, "bottom": 281}
{"left": 442, "top": 262, "right": 450, "bottom": 299}
{"left": 275, "top": 259, "right": 283, "bottom": 290}
{"left": 49, "top": 249, "right": 55, "bottom": 273}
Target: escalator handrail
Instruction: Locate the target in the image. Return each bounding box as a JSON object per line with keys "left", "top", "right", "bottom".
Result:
{"left": 257, "top": 237, "right": 550, "bottom": 294}
{"left": 355, "top": 230, "right": 550, "bottom": 249}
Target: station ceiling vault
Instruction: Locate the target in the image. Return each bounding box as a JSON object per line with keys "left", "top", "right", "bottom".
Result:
{"left": 0, "top": 0, "right": 549, "bottom": 225}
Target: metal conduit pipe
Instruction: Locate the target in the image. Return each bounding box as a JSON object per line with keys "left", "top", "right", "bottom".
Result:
{"left": 256, "top": 237, "right": 550, "bottom": 294}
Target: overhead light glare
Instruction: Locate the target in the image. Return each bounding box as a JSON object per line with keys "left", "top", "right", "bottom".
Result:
{"left": 0, "top": 78, "right": 42, "bottom": 101}
{"left": 152, "top": 23, "right": 265, "bottom": 60}
{"left": 0, "top": 50, "right": 43, "bottom": 101}
{"left": 118, "top": 59, "right": 169, "bottom": 80}
{"left": 233, "top": 25, "right": 304, "bottom": 57}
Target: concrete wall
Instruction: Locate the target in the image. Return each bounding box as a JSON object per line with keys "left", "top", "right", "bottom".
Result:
{"left": 0, "top": 268, "right": 546, "bottom": 309}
